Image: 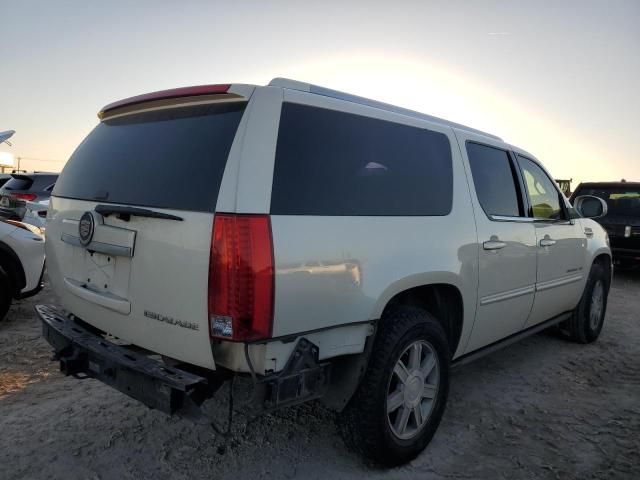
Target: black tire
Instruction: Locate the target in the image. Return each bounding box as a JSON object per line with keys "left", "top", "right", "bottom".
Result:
{"left": 0, "top": 266, "right": 13, "bottom": 322}
{"left": 338, "top": 306, "right": 450, "bottom": 466}
{"left": 566, "top": 262, "right": 609, "bottom": 343}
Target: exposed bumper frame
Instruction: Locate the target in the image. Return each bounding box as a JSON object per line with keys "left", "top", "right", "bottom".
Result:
{"left": 36, "top": 304, "right": 208, "bottom": 414}
{"left": 36, "top": 304, "right": 332, "bottom": 419}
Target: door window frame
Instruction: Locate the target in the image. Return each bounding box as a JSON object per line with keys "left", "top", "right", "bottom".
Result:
{"left": 465, "top": 140, "right": 529, "bottom": 223}
{"left": 513, "top": 154, "right": 572, "bottom": 224}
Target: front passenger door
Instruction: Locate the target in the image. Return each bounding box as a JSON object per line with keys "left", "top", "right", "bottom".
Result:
{"left": 516, "top": 154, "right": 587, "bottom": 328}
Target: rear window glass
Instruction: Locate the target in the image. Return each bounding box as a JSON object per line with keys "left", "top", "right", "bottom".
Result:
{"left": 53, "top": 102, "right": 246, "bottom": 212}
{"left": 575, "top": 186, "right": 640, "bottom": 217}
{"left": 467, "top": 143, "right": 522, "bottom": 217}
{"left": 271, "top": 103, "right": 453, "bottom": 216}
{"left": 3, "top": 177, "right": 33, "bottom": 191}
{"left": 34, "top": 175, "right": 58, "bottom": 189}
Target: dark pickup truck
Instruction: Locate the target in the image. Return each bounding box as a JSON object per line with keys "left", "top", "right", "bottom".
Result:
{"left": 571, "top": 182, "right": 640, "bottom": 265}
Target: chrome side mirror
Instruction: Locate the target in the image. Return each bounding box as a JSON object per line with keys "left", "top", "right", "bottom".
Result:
{"left": 573, "top": 195, "right": 608, "bottom": 219}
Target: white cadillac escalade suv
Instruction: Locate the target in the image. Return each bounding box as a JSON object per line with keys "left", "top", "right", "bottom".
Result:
{"left": 38, "top": 79, "right": 612, "bottom": 465}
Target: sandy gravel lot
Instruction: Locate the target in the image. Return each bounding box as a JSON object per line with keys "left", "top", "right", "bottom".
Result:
{"left": 1, "top": 272, "right": 638, "bottom": 480}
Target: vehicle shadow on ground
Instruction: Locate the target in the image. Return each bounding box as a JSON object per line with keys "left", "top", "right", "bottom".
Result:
{"left": 612, "top": 265, "right": 640, "bottom": 286}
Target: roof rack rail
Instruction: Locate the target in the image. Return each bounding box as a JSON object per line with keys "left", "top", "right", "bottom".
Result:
{"left": 268, "top": 78, "right": 502, "bottom": 141}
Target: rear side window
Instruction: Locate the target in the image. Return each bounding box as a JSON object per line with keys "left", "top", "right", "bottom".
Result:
{"left": 467, "top": 143, "right": 521, "bottom": 217}
{"left": 53, "top": 102, "right": 246, "bottom": 212}
{"left": 271, "top": 103, "right": 453, "bottom": 216}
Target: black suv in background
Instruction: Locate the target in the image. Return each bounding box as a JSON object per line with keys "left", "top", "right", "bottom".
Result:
{"left": 1, "top": 173, "right": 57, "bottom": 202}
{"left": 571, "top": 181, "right": 640, "bottom": 265}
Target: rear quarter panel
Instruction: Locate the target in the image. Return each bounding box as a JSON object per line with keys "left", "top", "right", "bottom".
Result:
{"left": 263, "top": 91, "right": 479, "bottom": 359}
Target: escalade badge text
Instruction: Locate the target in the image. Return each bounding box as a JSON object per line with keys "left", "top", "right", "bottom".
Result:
{"left": 78, "top": 211, "right": 95, "bottom": 246}
{"left": 144, "top": 310, "right": 199, "bottom": 331}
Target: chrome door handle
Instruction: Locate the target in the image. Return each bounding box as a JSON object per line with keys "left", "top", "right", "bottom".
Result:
{"left": 483, "top": 239, "right": 507, "bottom": 250}
{"left": 540, "top": 238, "right": 556, "bottom": 247}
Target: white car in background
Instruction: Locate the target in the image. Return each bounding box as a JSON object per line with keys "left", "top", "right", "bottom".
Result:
{"left": 0, "top": 218, "right": 45, "bottom": 321}
{"left": 22, "top": 199, "right": 50, "bottom": 229}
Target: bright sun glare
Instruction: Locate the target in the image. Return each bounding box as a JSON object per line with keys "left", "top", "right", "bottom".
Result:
{"left": 248, "top": 52, "right": 611, "bottom": 184}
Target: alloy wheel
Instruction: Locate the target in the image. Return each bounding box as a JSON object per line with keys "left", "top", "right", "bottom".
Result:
{"left": 589, "top": 279, "right": 604, "bottom": 330}
{"left": 386, "top": 340, "right": 440, "bottom": 440}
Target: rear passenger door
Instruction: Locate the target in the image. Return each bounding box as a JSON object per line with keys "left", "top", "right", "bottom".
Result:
{"left": 459, "top": 137, "right": 538, "bottom": 352}
{"left": 515, "top": 154, "right": 587, "bottom": 327}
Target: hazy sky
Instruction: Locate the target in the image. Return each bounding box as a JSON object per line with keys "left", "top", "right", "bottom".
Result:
{"left": 1, "top": 0, "right": 638, "bottom": 185}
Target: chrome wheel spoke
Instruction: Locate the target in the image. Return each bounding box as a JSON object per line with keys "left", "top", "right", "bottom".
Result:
{"left": 420, "top": 354, "right": 436, "bottom": 380}
{"left": 394, "top": 405, "right": 411, "bottom": 435}
{"left": 387, "top": 390, "right": 404, "bottom": 413}
{"left": 422, "top": 383, "right": 437, "bottom": 399}
{"left": 394, "top": 361, "right": 410, "bottom": 384}
{"left": 413, "top": 404, "right": 423, "bottom": 426}
{"left": 408, "top": 342, "right": 422, "bottom": 370}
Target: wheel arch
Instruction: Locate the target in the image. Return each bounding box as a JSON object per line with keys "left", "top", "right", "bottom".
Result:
{"left": 592, "top": 252, "right": 612, "bottom": 289}
{"left": 381, "top": 283, "right": 464, "bottom": 357}
{"left": 0, "top": 241, "right": 26, "bottom": 296}
{"left": 322, "top": 281, "right": 465, "bottom": 412}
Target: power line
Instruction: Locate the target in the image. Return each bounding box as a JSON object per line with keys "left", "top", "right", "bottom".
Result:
{"left": 0, "top": 155, "right": 65, "bottom": 174}
{"left": 14, "top": 156, "right": 65, "bottom": 163}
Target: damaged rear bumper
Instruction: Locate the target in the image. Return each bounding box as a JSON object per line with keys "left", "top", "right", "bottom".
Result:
{"left": 36, "top": 304, "right": 208, "bottom": 414}
{"left": 36, "top": 304, "right": 332, "bottom": 419}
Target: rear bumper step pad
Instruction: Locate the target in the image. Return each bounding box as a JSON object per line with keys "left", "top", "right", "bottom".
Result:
{"left": 36, "top": 304, "right": 207, "bottom": 414}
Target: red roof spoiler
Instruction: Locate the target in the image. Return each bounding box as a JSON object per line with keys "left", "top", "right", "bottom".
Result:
{"left": 99, "top": 84, "right": 231, "bottom": 118}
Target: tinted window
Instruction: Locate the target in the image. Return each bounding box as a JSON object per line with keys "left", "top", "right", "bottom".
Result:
{"left": 32, "top": 175, "right": 58, "bottom": 190}
{"left": 271, "top": 103, "right": 453, "bottom": 216}
{"left": 517, "top": 155, "right": 564, "bottom": 219}
{"left": 574, "top": 186, "right": 640, "bottom": 217}
{"left": 467, "top": 143, "right": 521, "bottom": 217}
{"left": 53, "top": 103, "right": 246, "bottom": 212}
{"left": 2, "top": 176, "right": 34, "bottom": 191}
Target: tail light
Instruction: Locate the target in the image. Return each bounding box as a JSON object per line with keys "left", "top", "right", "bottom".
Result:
{"left": 208, "top": 214, "right": 274, "bottom": 342}
{"left": 11, "top": 193, "right": 37, "bottom": 202}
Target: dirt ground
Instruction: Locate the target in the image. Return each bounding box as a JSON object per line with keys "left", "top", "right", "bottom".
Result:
{"left": 1, "top": 273, "right": 638, "bottom": 480}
